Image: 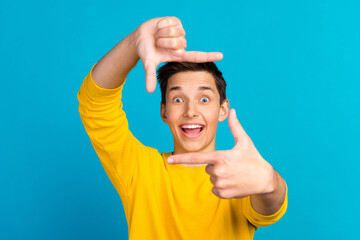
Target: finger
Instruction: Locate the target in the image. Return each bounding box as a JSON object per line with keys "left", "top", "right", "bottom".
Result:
{"left": 157, "top": 16, "right": 182, "bottom": 29}
{"left": 205, "top": 164, "right": 215, "bottom": 175}
{"left": 212, "top": 187, "right": 220, "bottom": 198}
{"left": 210, "top": 175, "right": 216, "bottom": 185}
{"left": 228, "top": 109, "right": 248, "bottom": 146}
{"left": 142, "top": 60, "right": 157, "bottom": 93}
{"left": 155, "top": 37, "right": 186, "bottom": 50}
{"left": 181, "top": 51, "right": 223, "bottom": 63}
{"left": 154, "top": 25, "right": 185, "bottom": 39}
{"left": 167, "top": 151, "right": 219, "bottom": 165}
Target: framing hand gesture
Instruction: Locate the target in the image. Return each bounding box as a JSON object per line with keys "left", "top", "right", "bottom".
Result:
{"left": 134, "top": 16, "right": 223, "bottom": 93}
{"left": 168, "top": 109, "right": 278, "bottom": 200}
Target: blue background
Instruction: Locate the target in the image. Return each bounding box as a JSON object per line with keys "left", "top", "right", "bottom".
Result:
{"left": 1, "top": 0, "right": 359, "bottom": 239}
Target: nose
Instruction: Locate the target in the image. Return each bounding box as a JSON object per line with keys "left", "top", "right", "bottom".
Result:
{"left": 184, "top": 101, "right": 199, "bottom": 118}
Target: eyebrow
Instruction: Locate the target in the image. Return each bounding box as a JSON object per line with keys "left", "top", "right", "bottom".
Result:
{"left": 168, "top": 86, "right": 215, "bottom": 93}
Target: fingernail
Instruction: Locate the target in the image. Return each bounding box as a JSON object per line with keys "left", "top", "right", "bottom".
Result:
{"left": 167, "top": 157, "right": 174, "bottom": 164}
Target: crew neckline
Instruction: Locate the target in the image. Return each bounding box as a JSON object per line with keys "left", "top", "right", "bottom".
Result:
{"left": 162, "top": 151, "right": 207, "bottom": 175}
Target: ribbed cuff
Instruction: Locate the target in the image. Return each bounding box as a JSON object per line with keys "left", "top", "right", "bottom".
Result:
{"left": 243, "top": 181, "right": 288, "bottom": 228}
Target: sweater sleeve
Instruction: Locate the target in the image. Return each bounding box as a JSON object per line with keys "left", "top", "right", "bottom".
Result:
{"left": 77, "top": 62, "right": 149, "bottom": 191}
{"left": 242, "top": 181, "right": 288, "bottom": 230}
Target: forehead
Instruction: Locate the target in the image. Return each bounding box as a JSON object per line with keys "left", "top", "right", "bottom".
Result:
{"left": 167, "top": 71, "right": 217, "bottom": 90}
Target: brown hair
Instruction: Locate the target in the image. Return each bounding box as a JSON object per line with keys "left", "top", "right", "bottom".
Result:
{"left": 157, "top": 62, "right": 227, "bottom": 106}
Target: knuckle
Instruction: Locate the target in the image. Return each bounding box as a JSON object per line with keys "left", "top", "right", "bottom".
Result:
{"left": 220, "top": 188, "right": 232, "bottom": 199}
{"left": 163, "top": 18, "right": 172, "bottom": 26}
{"left": 155, "top": 38, "right": 163, "bottom": 47}
{"left": 223, "top": 192, "right": 232, "bottom": 199}
{"left": 182, "top": 29, "right": 186, "bottom": 36}
{"left": 182, "top": 37, "right": 187, "bottom": 48}
{"left": 214, "top": 179, "right": 221, "bottom": 188}
{"left": 171, "top": 16, "right": 181, "bottom": 24}
{"left": 218, "top": 167, "right": 227, "bottom": 176}
{"left": 217, "top": 189, "right": 229, "bottom": 199}
{"left": 175, "top": 26, "right": 184, "bottom": 37}
{"left": 171, "top": 39, "right": 177, "bottom": 48}
{"left": 169, "top": 27, "right": 176, "bottom": 37}
{"left": 205, "top": 165, "right": 211, "bottom": 174}
{"left": 213, "top": 167, "right": 221, "bottom": 177}
{"left": 212, "top": 187, "right": 217, "bottom": 196}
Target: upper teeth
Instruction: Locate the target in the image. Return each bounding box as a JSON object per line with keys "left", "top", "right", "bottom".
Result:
{"left": 181, "top": 124, "right": 203, "bottom": 129}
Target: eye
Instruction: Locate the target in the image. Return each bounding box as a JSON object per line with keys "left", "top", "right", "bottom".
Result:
{"left": 200, "top": 97, "right": 210, "bottom": 102}
{"left": 173, "top": 97, "right": 183, "bottom": 103}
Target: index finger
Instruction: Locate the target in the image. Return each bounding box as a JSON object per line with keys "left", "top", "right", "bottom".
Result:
{"left": 167, "top": 151, "right": 220, "bottom": 165}
{"left": 142, "top": 60, "right": 157, "bottom": 93}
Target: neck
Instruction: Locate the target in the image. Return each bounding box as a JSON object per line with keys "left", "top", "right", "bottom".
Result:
{"left": 173, "top": 139, "right": 216, "bottom": 155}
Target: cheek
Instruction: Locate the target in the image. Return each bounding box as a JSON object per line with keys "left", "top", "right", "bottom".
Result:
{"left": 203, "top": 109, "right": 220, "bottom": 128}
{"left": 165, "top": 106, "right": 182, "bottom": 125}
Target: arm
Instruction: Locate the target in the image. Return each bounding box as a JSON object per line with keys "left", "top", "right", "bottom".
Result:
{"left": 166, "top": 108, "right": 288, "bottom": 226}
{"left": 242, "top": 169, "right": 288, "bottom": 229}
{"left": 78, "top": 16, "right": 223, "bottom": 188}
{"left": 90, "top": 30, "right": 139, "bottom": 89}
{"left": 91, "top": 16, "right": 223, "bottom": 92}
{"left": 250, "top": 169, "right": 287, "bottom": 216}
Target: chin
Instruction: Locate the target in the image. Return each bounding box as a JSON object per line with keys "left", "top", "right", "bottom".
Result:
{"left": 172, "top": 129, "right": 214, "bottom": 153}
{"left": 180, "top": 142, "right": 208, "bottom": 153}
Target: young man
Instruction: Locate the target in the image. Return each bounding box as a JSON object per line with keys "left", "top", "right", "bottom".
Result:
{"left": 77, "top": 16, "right": 287, "bottom": 239}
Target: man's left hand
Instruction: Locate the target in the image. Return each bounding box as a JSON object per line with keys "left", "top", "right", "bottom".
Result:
{"left": 167, "top": 109, "right": 276, "bottom": 199}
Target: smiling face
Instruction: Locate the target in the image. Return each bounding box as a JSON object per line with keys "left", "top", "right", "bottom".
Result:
{"left": 161, "top": 71, "right": 229, "bottom": 159}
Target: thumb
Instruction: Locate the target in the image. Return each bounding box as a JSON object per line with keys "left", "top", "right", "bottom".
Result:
{"left": 181, "top": 51, "right": 223, "bottom": 63}
{"left": 228, "top": 109, "right": 248, "bottom": 146}
{"left": 143, "top": 60, "right": 157, "bottom": 93}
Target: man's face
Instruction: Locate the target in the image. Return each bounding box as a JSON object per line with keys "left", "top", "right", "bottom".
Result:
{"left": 161, "top": 71, "right": 229, "bottom": 154}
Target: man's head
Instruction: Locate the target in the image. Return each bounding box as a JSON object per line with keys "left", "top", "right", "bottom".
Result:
{"left": 158, "top": 62, "right": 227, "bottom": 106}
{"left": 157, "top": 62, "right": 230, "bottom": 155}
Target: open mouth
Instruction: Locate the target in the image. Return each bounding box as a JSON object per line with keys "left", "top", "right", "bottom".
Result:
{"left": 179, "top": 124, "right": 205, "bottom": 138}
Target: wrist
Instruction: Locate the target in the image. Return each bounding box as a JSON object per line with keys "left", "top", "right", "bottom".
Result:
{"left": 124, "top": 29, "right": 141, "bottom": 62}
{"left": 258, "top": 158, "right": 277, "bottom": 195}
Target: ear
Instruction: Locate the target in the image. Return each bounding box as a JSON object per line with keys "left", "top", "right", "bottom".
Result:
{"left": 218, "top": 99, "right": 229, "bottom": 122}
{"left": 160, "top": 102, "right": 169, "bottom": 124}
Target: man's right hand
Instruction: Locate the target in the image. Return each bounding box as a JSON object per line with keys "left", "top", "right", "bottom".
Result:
{"left": 133, "top": 16, "right": 223, "bottom": 93}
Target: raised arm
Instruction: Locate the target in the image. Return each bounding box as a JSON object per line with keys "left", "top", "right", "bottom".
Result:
{"left": 78, "top": 16, "right": 223, "bottom": 190}
{"left": 91, "top": 16, "right": 223, "bottom": 92}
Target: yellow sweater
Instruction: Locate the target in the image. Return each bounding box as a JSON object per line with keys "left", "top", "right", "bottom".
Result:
{"left": 77, "top": 63, "right": 288, "bottom": 240}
